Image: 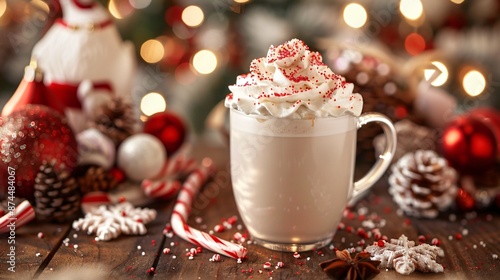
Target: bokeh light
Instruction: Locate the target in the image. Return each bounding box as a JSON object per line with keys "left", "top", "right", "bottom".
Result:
{"left": 108, "top": 0, "right": 133, "bottom": 19}
{"left": 182, "top": 5, "right": 204, "bottom": 27}
{"left": 424, "top": 61, "right": 449, "bottom": 86}
{"left": 400, "top": 0, "right": 423, "bottom": 20}
{"left": 234, "top": 0, "right": 251, "bottom": 3}
{"left": 192, "top": 50, "right": 217, "bottom": 74}
{"left": 404, "top": 33, "right": 425, "bottom": 55}
{"left": 450, "top": 0, "right": 464, "bottom": 4}
{"left": 463, "top": 70, "right": 486, "bottom": 97}
{"left": 343, "top": 3, "right": 367, "bottom": 29}
{"left": 0, "top": 0, "right": 6, "bottom": 19}
{"left": 31, "top": 0, "right": 49, "bottom": 14}
{"left": 140, "top": 39, "right": 165, "bottom": 63}
{"left": 140, "top": 92, "right": 167, "bottom": 116}
{"left": 129, "top": 0, "right": 152, "bottom": 9}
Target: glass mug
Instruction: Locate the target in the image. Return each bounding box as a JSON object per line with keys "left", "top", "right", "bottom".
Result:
{"left": 229, "top": 108, "right": 396, "bottom": 252}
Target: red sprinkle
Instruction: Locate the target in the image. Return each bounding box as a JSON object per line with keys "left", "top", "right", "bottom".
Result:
{"left": 418, "top": 235, "right": 426, "bottom": 243}
{"left": 263, "top": 262, "right": 272, "bottom": 269}
{"left": 293, "top": 252, "right": 301, "bottom": 259}
{"left": 432, "top": 238, "right": 441, "bottom": 246}
{"left": 455, "top": 233, "right": 463, "bottom": 240}
{"left": 377, "top": 240, "right": 385, "bottom": 247}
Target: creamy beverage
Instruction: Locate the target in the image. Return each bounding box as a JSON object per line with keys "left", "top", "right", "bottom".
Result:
{"left": 226, "top": 39, "right": 396, "bottom": 251}
{"left": 230, "top": 111, "right": 357, "bottom": 246}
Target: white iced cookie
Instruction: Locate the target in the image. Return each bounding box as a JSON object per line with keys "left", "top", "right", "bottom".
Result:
{"left": 226, "top": 38, "right": 363, "bottom": 118}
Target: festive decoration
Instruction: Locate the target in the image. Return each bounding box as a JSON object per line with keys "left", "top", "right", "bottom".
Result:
{"left": 142, "top": 145, "right": 197, "bottom": 200}
{"left": 72, "top": 201, "right": 156, "bottom": 241}
{"left": 91, "top": 97, "right": 137, "bottom": 146}
{"left": 117, "top": 133, "right": 166, "bottom": 182}
{"left": 441, "top": 115, "right": 498, "bottom": 173}
{"left": 468, "top": 108, "right": 500, "bottom": 159}
{"left": 324, "top": 46, "right": 421, "bottom": 161}
{"left": 77, "top": 166, "right": 119, "bottom": 194}
{"left": 76, "top": 128, "right": 115, "bottom": 170}
{"left": 0, "top": 105, "right": 78, "bottom": 200}
{"left": 31, "top": 0, "right": 136, "bottom": 104}
{"left": 34, "top": 163, "right": 81, "bottom": 222}
{"left": 389, "top": 150, "right": 458, "bottom": 219}
{"left": 455, "top": 188, "right": 476, "bottom": 212}
{"left": 143, "top": 111, "right": 188, "bottom": 155}
{"left": 170, "top": 159, "right": 248, "bottom": 260}
{"left": 80, "top": 191, "right": 111, "bottom": 215}
{"left": 77, "top": 80, "right": 114, "bottom": 121}
{"left": 374, "top": 120, "right": 437, "bottom": 163}
{"left": 319, "top": 249, "right": 380, "bottom": 280}
{"left": 365, "top": 235, "right": 444, "bottom": 275}
{"left": 0, "top": 200, "right": 36, "bottom": 234}
{"left": 1, "top": 60, "right": 65, "bottom": 117}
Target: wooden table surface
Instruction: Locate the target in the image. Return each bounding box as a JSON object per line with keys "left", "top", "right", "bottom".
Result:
{"left": 1, "top": 145, "right": 499, "bottom": 280}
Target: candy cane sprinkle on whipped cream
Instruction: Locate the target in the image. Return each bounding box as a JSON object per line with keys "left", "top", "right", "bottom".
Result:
{"left": 226, "top": 39, "right": 363, "bottom": 118}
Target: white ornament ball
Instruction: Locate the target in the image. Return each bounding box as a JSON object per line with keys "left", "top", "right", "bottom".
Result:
{"left": 117, "top": 133, "right": 167, "bottom": 181}
{"left": 77, "top": 128, "right": 116, "bottom": 169}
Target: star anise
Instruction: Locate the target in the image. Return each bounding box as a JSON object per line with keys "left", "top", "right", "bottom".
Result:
{"left": 320, "top": 249, "right": 381, "bottom": 280}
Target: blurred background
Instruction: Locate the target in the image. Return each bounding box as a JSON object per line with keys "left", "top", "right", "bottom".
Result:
{"left": 0, "top": 0, "right": 499, "bottom": 134}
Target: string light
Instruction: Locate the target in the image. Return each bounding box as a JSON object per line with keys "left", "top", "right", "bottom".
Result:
{"left": 182, "top": 5, "right": 204, "bottom": 28}
{"left": 140, "top": 92, "right": 167, "bottom": 116}
{"left": 424, "top": 61, "right": 449, "bottom": 86}
{"left": 192, "top": 50, "right": 217, "bottom": 74}
{"left": 463, "top": 70, "right": 486, "bottom": 97}
{"left": 343, "top": 3, "right": 367, "bottom": 29}
{"left": 140, "top": 39, "right": 165, "bottom": 63}
{"left": 0, "top": 0, "right": 7, "bottom": 19}
{"left": 400, "top": 0, "right": 423, "bottom": 21}
{"left": 31, "top": 0, "right": 49, "bottom": 14}
{"left": 108, "top": 0, "right": 133, "bottom": 19}
{"left": 404, "top": 33, "right": 425, "bottom": 55}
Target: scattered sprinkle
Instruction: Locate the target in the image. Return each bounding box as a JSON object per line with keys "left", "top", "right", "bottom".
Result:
{"left": 37, "top": 232, "right": 44, "bottom": 239}
{"left": 293, "top": 252, "right": 301, "bottom": 259}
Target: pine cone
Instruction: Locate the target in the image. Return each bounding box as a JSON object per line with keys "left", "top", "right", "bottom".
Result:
{"left": 77, "top": 166, "right": 119, "bottom": 194}
{"left": 91, "top": 97, "right": 136, "bottom": 145}
{"left": 34, "top": 163, "right": 81, "bottom": 222}
{"left": 388, "top": 150, "right": 458, "bottom": 218}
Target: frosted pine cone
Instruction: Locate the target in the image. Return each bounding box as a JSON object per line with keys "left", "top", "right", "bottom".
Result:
{"left": 389, "top": 150, "right": 458, "bottom": 218}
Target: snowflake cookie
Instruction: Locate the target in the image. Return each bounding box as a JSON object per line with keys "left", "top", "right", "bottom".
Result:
{"left": 365, "top": 234, "right": 444, "bottom": 275}
{"left": 73, "top": 202, "right": 157, "bottom": 241}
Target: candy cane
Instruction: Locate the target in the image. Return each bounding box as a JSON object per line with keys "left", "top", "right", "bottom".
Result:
{"left": 0, "top": 200, "right": 36, "bottom": 233}
{"left": 142, "top": 145, "right": 197, "bottom": 200}
{"left": 170, "top": 158, "right": 248, "bottom": 260}
{"left": 142, "top": 179, "right": 181, "bottom": 200}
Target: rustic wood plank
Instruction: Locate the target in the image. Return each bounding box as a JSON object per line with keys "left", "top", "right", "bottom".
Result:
{"left": 0, "top": 221, "right": 71, "bottom": 279}
{"left": 34, "top": 199, "right": 173, "bottom": 280}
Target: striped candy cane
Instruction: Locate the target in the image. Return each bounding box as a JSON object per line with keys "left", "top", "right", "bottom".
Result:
{"left": 170, "top": 158, "right": 248, "bottom": 260}
{"left": 142, "top": 144, "right": 197, "bottom": 200}
{"left": 0, "top": 200, "right": 36, "bottom": 233}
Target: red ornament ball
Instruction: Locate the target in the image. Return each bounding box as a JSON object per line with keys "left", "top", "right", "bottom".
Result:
{"left": 0, "top": 105, "right": 78, "bottom": 200}
{"left": 441, "top": 116, "right": 497, "bottom": 173}
{"left": 468, "top": 108, "right": 500, "bottom": 159}
{"left": 456, "top": 188, "right": 475, "bottom": 212}
{"left": 143, "top": 111, "right": 187, "bottom": 155}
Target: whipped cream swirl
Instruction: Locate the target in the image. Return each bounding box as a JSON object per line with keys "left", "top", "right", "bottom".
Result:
{"left": 225, "top": 39, "right": 363, "bottom": 118}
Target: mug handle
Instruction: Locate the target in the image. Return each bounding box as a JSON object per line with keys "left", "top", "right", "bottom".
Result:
{"left": 349, "top": 112, "right": 397, "bottom": 205}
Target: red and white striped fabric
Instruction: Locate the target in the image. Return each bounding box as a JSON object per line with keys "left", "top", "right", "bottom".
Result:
{"left": 0, "top": 200, "right": 36, "bottom": 233}
{"left": 170, "top": 158, "right": 248, "bottom": 260}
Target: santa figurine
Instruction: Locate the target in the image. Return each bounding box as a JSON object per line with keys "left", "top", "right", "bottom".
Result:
{"left": 30, "top": 0, "right": 136, "bottom": 132}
